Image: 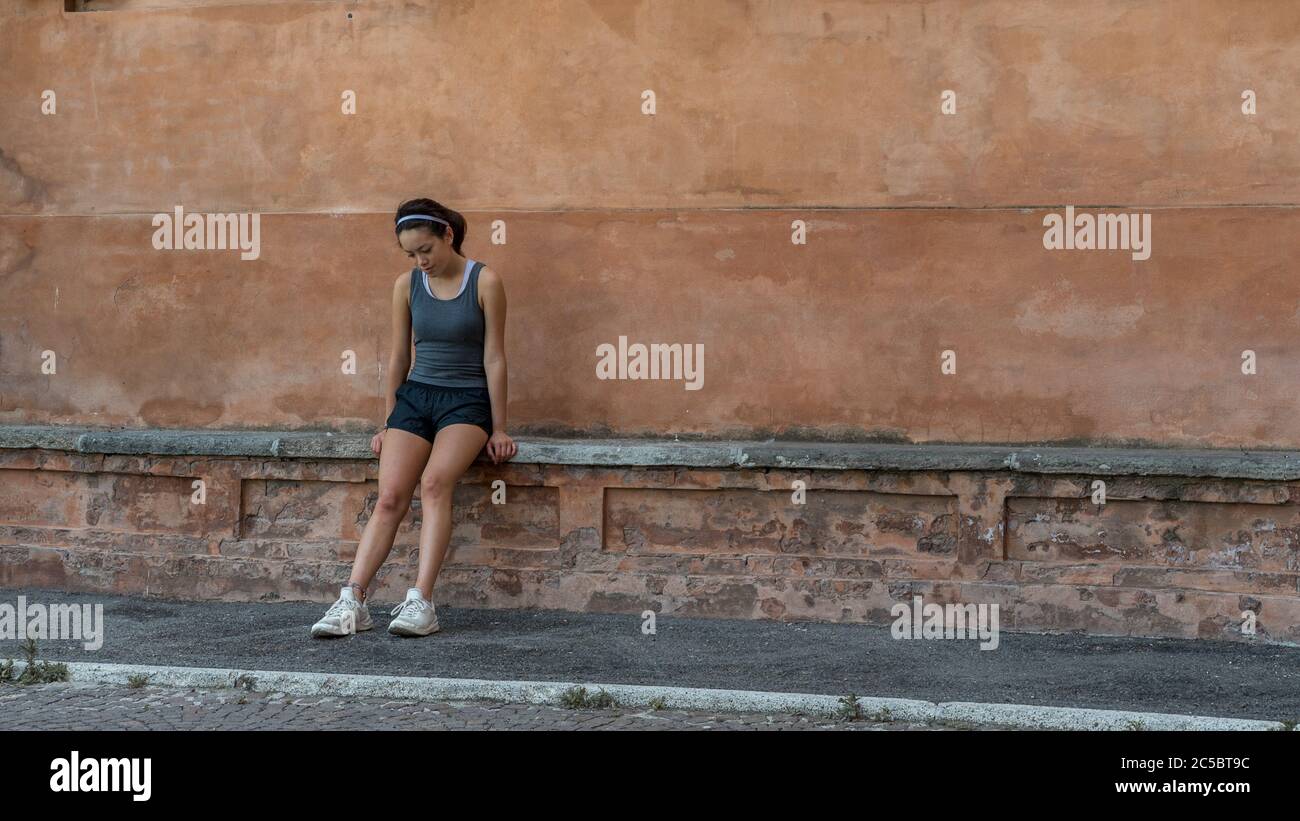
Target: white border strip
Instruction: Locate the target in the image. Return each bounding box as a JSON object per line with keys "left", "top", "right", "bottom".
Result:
{"left": 24, "top": 661, "right": 1295, "bottom": 731}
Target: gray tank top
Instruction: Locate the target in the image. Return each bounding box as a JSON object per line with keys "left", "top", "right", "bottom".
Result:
{"left": 407, "top": 258, "right": 488, "bottom": 389}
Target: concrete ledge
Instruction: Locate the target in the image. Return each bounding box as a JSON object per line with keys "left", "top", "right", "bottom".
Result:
{"left": 33, "top": 660, "right": 1297, "bottom": 731}
{"left": 3, "top": 424, "right": 1300, "bottom": 479}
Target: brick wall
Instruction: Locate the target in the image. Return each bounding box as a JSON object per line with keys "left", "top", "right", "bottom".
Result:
{"left": 4, "top": 436, "right": 1297, "bottom": 643}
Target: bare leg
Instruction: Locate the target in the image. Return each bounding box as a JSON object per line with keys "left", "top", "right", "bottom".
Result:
{"left": 414, "top": 424, "right": 490, "bottom": 601}
{"left": 348, "top": 428, "right": 432, "bottom": 599}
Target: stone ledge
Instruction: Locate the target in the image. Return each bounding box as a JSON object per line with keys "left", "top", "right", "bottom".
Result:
{"left": 3, "top": 424, "right": 1300, "bottom": 480}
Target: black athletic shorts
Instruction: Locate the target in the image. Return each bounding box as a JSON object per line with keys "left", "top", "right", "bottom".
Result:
{"left": 385, "top": 380, "right": 493, "bottom": 443}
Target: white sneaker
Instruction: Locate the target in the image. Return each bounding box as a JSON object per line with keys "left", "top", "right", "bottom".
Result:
{"left": 311, "top": 586, "right": 374, "bottom": 637}
{"left": 388, "top": 587, "right": 441, "bottom": 636}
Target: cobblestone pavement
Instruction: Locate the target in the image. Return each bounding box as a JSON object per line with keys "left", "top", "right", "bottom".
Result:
{"left": 0, "top": 682, "right": 957, "bottom": 730}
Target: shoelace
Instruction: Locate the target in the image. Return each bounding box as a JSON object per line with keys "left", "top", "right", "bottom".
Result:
{"left": 390, "top": 597, "right": 429, "bottom": 620}
{"left": 324, "top": 597, "right": 357, "bottom": 619}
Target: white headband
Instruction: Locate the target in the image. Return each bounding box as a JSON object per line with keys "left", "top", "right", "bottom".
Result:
{"left": 396, "top": 214, "right": 450, "bottom": 227}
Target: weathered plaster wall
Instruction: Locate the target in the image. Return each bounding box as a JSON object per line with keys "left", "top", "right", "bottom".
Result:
{"left": 3, "top": 1, "right": 1299, "bottom": 446}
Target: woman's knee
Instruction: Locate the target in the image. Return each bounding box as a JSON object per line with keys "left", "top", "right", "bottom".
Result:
{"left": 420, "top": 471, "right": 456, "bottom": 502}
{"left": 374, "top": 486, "right": 412, "bottom": 517}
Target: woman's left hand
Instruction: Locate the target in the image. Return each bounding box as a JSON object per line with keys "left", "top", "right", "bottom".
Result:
{"left": 486, "top": 431, "right": 517, "bottom": 464}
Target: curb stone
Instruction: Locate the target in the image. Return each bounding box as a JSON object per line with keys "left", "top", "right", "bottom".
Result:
{"left": 15, "top": 660, "right": 1296, "bottom": 731}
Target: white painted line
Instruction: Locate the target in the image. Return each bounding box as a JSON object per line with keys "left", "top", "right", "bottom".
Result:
{"left": 28, "top": 660, "right": 1296, "bottom": 731}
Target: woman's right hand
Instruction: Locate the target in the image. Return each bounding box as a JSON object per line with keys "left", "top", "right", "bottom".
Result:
{"left": 370, "top": 428, "right": 386, "bottom": 456}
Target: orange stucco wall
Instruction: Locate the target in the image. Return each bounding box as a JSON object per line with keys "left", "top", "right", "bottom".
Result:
{"left": 4, "top": 0, "right": 1299, "bottom": 446}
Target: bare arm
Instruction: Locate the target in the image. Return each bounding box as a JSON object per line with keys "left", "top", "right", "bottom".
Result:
{"left": 384, "top": 271, "right": 413, "bottom": 425}
{"left": 479, "top": 265, "right": 508, "bottom": 434}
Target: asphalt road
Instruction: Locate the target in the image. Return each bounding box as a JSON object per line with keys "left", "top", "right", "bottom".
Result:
{"left": 3, "top": 587, "right": 1298, "bottom": 721}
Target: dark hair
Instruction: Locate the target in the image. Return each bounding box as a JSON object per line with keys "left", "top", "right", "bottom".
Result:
{"left": 394, "top": 198, "right": 467, "bottom": 254}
